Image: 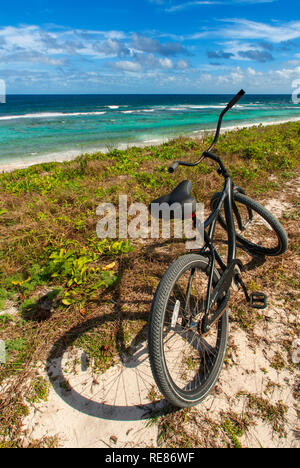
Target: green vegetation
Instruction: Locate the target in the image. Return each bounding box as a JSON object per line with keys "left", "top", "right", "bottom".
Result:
{"left": 238, "top": 392, "right": 288, "bottom": 437}
{"left": 26, "top": 376, "right": 49, "bottom": 404}
{"left": 0, "top": 121, "right": 299, "bottom": 447}
{"left": 221, "top": 419, "right": 243, "bottom": 448}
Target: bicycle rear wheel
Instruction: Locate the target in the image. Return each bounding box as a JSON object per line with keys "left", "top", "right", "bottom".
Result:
{"left": 148, "top": 254, "right": 228, "bottom": 408}
{"left": 210, "top": 192, "right": 288, "bottom": 257}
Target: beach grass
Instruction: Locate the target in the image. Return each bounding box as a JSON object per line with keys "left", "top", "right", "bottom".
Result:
{"left": 0, "top": 121, "right": 299, "bottom": 447}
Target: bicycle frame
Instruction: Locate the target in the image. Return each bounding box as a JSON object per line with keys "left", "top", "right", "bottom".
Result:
{"left": 167, "top": 89, "right": 247, "bottom": 334}
{"left": 194, "top": 171, "right": 242, "bottom": 334}
{"left": 147, "top": 88, "right": 283, "bottom": 409}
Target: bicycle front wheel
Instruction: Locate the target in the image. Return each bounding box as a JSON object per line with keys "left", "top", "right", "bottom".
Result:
{"left": 210, "top": 192, "right": 288, "bottom": 257}
{"left": 148, "top": 254, "right": 228, "bottom": 408}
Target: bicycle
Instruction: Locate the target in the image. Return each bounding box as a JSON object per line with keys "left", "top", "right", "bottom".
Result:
{"left": 148, "top": 90, "right": 288, "bottom": 408}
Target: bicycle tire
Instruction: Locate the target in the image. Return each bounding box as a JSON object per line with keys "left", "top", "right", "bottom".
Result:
{"left": 148, "top": 254, "right": 228, "bottom": 408}
{"left": 210, "top": 192, "right": 288, "bottom": 257}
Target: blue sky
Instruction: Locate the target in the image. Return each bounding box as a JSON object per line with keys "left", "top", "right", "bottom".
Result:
{"left": 0, "top": 0, "right": 299, "bottom": 93}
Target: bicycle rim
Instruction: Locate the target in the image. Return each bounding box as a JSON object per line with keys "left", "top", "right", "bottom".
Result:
{"left": 149, "top": 255, "right": 228, "bottom": 407}
{"left": 211, "top": 192, "right": 288, "bottom": 256}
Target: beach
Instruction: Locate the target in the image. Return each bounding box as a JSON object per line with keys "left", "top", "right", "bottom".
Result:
{"left": 1, "top": 116, "right": 300, "bottom": 449}
{"left": 0, "top": 120, "right": 299, "bottom": 448}
{"left": 1, "top": 93, "right": 300, "bottom": 172}
{"left": 1, "top": 115, "right": 300, "bottom": 173}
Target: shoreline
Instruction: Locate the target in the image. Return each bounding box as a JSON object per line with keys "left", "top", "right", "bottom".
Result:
{"left": 1, "top": 116, "right": 300, "bottom": 173}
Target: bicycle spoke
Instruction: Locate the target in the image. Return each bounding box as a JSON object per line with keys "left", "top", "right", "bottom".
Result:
{"left": 160, "top": 264, "right": 224, "bottom": 395}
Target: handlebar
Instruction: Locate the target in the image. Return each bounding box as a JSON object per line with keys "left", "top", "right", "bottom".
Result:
{"left": 168, "top": 89, "right": 245, "bottom": 173}
{"left": 168, "top": 161, "right": 179, "bottom": 173}
{"left": 225, "top": 89, "right": 245, "bottom": 111}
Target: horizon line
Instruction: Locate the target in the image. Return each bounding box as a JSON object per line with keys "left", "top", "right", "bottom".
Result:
{"left": 4, "top": 92, "right": 292, "bottom": 96}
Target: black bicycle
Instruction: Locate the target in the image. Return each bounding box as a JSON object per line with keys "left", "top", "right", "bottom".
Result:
{"left": 148, "top": 90, "right": 288, "bottom": 408}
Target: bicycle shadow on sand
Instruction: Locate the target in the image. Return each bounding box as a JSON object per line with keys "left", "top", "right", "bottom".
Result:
{"left": 45, "top": 238, "right": 265, "bottom": 424}
{"left": 45, "top": 239, "right": 184, "bottom": 423}
{"left": 46, "top": 312, "right": 171, "bottom": 422}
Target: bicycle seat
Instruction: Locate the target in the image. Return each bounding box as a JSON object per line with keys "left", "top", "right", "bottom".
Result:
{"left": 149, "top": 180, "right": 197, "bottom": 219}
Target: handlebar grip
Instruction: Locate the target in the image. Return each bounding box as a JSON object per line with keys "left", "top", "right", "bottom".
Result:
{"left": 226, "top": 89, "right": 245, "bottom": 110}
{"left": 168, "top": 161, "right": 179, "bottom": 173}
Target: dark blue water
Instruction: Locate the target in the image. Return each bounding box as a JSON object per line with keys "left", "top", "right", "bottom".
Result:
{"left": 0, "top": 94, "right": 299, "bottom": 167}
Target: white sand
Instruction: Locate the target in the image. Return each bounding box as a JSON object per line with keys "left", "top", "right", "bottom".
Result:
{"left": 21, "top": 300, "right": 299, "bottom": 448}
{"left": 1, "top": 118, "right": 300, "bottom": 173}
{"left": 23, "top": 345, "right": 160, "bottom": 448}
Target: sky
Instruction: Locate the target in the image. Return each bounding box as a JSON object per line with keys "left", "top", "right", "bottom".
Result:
{"left": 0, "top": 0, "right": 299, "bottom": 94}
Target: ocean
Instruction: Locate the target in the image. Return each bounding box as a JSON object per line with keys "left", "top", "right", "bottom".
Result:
{"left": 0, "top": 94, "right": 300, "bottom": 169}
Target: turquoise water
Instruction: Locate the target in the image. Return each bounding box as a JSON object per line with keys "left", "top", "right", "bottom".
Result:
{"left": 0, "top": 94, "right": 299, "bottom": 166}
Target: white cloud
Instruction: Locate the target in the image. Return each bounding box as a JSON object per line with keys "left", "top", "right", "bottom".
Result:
{"left": 0, "top": 25, "right": 130, "bottom": 61}
{"left": 130, "top": 33, "right": 188, "bottom": 57}
{"left": 176, "top": 59, "right": 189, "bottom": 69}
{"left": 1, "top": 18, "right": 299, "bottom": 93}
{"left": 165, "top": 1, "right": 221, "bottom": 12}
{"left": 0, "top": 25, "right": 43, "bottom": 52}
{"left": 155, "top": 0, "right": 277, "bottom": 12}
{"left": 247, "top": 67, "right": 257, "bottom": 75}
{"left": 219, "top": 19, "right": 300, "bottom": 43}
{"left": 113, "top": 61, "right": 142, "bottom": 72}
{"left": 200, "top": 73, "right": 213, "bottom": 80}
{"left": 230, "top": 66, "right": 244, "bottom": 82}
{"left": 4, "top": 51, "right": 66, "bottom": 66}
{"left": 159, "top": 57, "right": 173, "bottom": 68}
{"left": 185, "top": 60, "right": 300, "bottom": 93}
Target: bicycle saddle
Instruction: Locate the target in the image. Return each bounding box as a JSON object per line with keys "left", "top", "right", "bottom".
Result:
{"left": 149, "top": 180, "right": 197, "bottom": 219}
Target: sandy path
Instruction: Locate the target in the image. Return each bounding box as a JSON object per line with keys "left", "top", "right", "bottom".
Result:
{"left": 23, "top": 345, "right": 160, "bottom": 448}
{"left": 20, "top": 177, "right": 300, "bottom": 448}
{"left": 22, "top": 313, "right": 299, "bottom": 448}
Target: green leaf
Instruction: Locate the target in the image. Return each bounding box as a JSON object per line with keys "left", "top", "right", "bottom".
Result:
{"left": 62, "top": 298, "right": 73, "bottom": 306}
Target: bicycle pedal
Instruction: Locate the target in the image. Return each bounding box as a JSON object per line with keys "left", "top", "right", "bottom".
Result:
{"left": 249, "top": 292, "right": 268, "bottom": 310}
